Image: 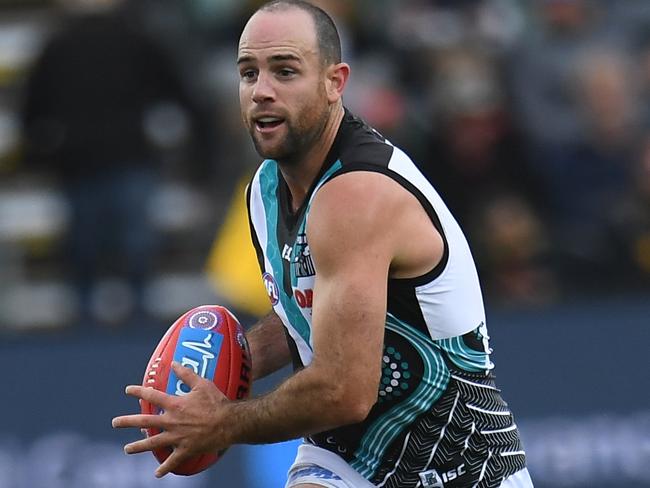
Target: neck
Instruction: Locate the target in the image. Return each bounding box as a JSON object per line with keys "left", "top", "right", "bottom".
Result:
{"left": 279, "top": 104, "right": 344, "bottom": 212}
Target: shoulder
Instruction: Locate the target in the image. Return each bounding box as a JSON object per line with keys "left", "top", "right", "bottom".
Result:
{"left": 307, "top": 171, "right": 409, "bottom": 253}
{"left": 314, "top": 170, "right": 402, "bottom": 211}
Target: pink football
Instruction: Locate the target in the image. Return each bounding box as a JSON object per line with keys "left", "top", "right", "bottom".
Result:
{"left": 140, "top": 305, "right": 251, "bottom": 475}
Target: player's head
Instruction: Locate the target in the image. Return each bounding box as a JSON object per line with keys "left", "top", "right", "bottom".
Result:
{"left": 258, "top": 0, "right": 342, "bottom": 67}
{"left": 238, "top": 0, "right": 349, "bottom": 163}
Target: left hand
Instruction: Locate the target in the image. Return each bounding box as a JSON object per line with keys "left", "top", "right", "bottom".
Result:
{"left": 112, "top": 361, "right": 232, "bottom": 478}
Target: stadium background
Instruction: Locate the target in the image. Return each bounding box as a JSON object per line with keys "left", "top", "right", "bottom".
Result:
{"left": 0, "top": 0, "right": 648, "bottom": 486}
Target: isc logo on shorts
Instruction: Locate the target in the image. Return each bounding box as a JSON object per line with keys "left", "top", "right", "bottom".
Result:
{"left": 419, "top": 464, "right": 466, "bottom": 487}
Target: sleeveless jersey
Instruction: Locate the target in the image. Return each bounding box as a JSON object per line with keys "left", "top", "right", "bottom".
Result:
{"left": 246, "top": 110, "right": 527, "bottom": 488}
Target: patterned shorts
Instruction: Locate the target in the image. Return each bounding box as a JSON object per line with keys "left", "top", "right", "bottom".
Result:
{"left": 285, "top": 444, "right": 375, "bottom": 488}
{"left": 284, "top": 443, "right": 534, "bottom": 488}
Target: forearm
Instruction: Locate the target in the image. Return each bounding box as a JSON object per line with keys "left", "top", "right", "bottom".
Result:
{"left": 246, "top": 311, "right": 291, "bottom": 380}
{"left": 226, "top": 363, "right": 365, "bottom": 445}
{"left": 231, "top": 283, "right": 384, "bottom": 445}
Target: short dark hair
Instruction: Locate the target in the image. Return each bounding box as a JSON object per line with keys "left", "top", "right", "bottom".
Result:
{"left": 257, "top": 0, "right": 342, "bottom": 66}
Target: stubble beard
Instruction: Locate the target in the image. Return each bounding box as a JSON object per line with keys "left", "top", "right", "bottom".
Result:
{"left": 250, "top": 100, "right": 330, "bottom": 166}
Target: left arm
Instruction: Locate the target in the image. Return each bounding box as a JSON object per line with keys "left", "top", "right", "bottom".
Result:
{"left": 112, "top": 172, "right": 407, "bottom": 477}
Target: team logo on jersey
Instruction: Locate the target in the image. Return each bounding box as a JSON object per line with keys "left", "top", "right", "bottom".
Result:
{"left": 263, "top": 272, "right": 280, "bottom": 305}
{"left": 293, "top": 233, "right": 315, "bottom": 278}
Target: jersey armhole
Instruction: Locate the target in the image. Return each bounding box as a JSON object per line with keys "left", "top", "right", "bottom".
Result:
{"left": 321, "top": 163, "right": 450, "bottom": 286}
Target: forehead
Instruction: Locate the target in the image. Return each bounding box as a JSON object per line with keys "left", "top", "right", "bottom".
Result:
{"left": 238, "top": 8, "right": 318, "bottom": 60}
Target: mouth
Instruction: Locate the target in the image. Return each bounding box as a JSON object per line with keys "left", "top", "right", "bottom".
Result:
{"left": 254, "top": 116, "right": 285, "bottom": 133}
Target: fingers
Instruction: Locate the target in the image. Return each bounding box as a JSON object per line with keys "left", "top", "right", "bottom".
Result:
{"left": 125, "top": 384, "right": 171, "bottom": 409}
{"left": 171, "top": 361, "right": 204, "bottom": 389}
{"left": 155, "top": 448, "right": 190, "bottom": 478}
{"left": 112, "top": 413, "right": 163, "bottom": 429}
{"left": 115, "top": 365, "right": 218, "bottom": 479}
{"left": 122, "top": 435, "right": 195, "bottom": 479}
{"left": 124, "top": 431, "right": 173, "bottom": 455}
{"left": 172, "top": 362, "right": 227, "bottom": 402}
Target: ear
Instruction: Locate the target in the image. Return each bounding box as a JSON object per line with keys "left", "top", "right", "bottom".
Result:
{"left": 325, "top": 62, "right": 350, "bottom": 103}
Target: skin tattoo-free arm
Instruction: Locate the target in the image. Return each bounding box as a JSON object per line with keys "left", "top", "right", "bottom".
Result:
{"left": 246, "top": 310, "right": 292, "bottom": 381}
{"left": 112, "top": 172, "right": 421, "bottom": 477}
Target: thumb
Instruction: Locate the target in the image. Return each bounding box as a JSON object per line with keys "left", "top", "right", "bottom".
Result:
{"left": 171, "top": 361, "right": 204, "bottom": 390}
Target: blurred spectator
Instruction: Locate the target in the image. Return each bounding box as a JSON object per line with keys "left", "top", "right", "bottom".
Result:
{"left": 540, "top": 48, "right": 640, "bottom": 291}
{"left": 509, "top": 0, "right": 648, "bottom": 294}
{"left": 381, "top": 0, "right": 525, "bottom": 133}
{"left": 20, "top": 0, "right": 213, "bottom": 325}
{"left": 610, "top": 135, "right": 650, "bottom": 288}
{"left": 638, "top": 32, "right": 650, "bottom": 127}
{"left": 510, "top": 0, "right": 608, "bottom": 146}
{"left": 470, "top": 194, "right": 558, "bottom": 306}
{"left": 418, "top": 47, "right": 555, "bottom": 304}
{"left": 423, "top": 49, "right": 538, "bottom": 215}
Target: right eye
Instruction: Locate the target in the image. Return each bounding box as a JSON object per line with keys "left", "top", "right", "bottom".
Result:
{"left": 241, "top": 69, "right": 257, "bottom": 81}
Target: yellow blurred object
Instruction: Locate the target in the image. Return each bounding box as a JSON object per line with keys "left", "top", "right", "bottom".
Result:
{"left": 634, "top": 232, "right": 650, "bottom": 273}
{"left": 206, "top": 176, "right": 270, "bottom": 317}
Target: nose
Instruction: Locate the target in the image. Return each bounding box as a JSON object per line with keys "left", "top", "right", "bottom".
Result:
{"left": 252, "top": 72, "right": 275, "bottom": 104}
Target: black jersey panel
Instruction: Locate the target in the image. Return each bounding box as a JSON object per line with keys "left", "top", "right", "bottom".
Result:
{"left": 338, "top": 140, "right": 394, "bottom": 169}
{"left": 387, "top": 279, "right": 429, "bottom": 337}
{"left": 307, "top": 327, "right": 428, "bottom": 461}
{"left": 245, "top": 182, "right": 265, "bottom": 273}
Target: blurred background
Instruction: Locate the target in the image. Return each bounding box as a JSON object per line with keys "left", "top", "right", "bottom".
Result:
{"left": 0, "top": 0, "right": 648, "bottom": 486}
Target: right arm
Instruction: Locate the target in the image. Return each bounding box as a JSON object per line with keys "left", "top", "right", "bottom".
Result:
{"left": 246, "top": 311, "right": 291, "bottom": 380}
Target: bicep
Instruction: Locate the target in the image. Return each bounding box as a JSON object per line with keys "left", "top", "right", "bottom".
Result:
{"left": 310, "top": 224, "right": 391, "bottom": 373}
{"left": 307, "top": 174, "right": 400, "bottom": 399}
{"left": 310, "top": 263, "right": 387, "bottom": 393}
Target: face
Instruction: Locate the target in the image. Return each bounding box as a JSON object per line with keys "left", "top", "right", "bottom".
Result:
{"left": 238, "top": 8, "right": 331, "bottom": 162}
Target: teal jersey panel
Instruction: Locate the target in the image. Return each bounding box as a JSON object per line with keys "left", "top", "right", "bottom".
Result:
{"left": 350, "top": 313, "right": 451, "bottom": 479}
{"left": 259, "top": 160, "right": 312, "bottom": 348}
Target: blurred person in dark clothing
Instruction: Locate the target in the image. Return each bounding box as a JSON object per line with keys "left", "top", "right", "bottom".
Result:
{"left": 609, "top": 135, "right": 650, "bottom": 288}
{"left": 420, "top": 48, "right": 556, "bottom": 305}
{"left": 21, "top": 0, "right": 211, "bottom": 325}
{"left": 510, "top": 0, "right": 606, "bottom": 149}
{"left": 470, "top": 194, "right": 558, "bottom": 306}
{"left": 425, "top": 57, "right": 540, "bottom": 225}
{"left": 539, "top": 49, "right": 640, "bottom": 292}
{"left": 509, "top": 0, "right": 647, "bottom": 294}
